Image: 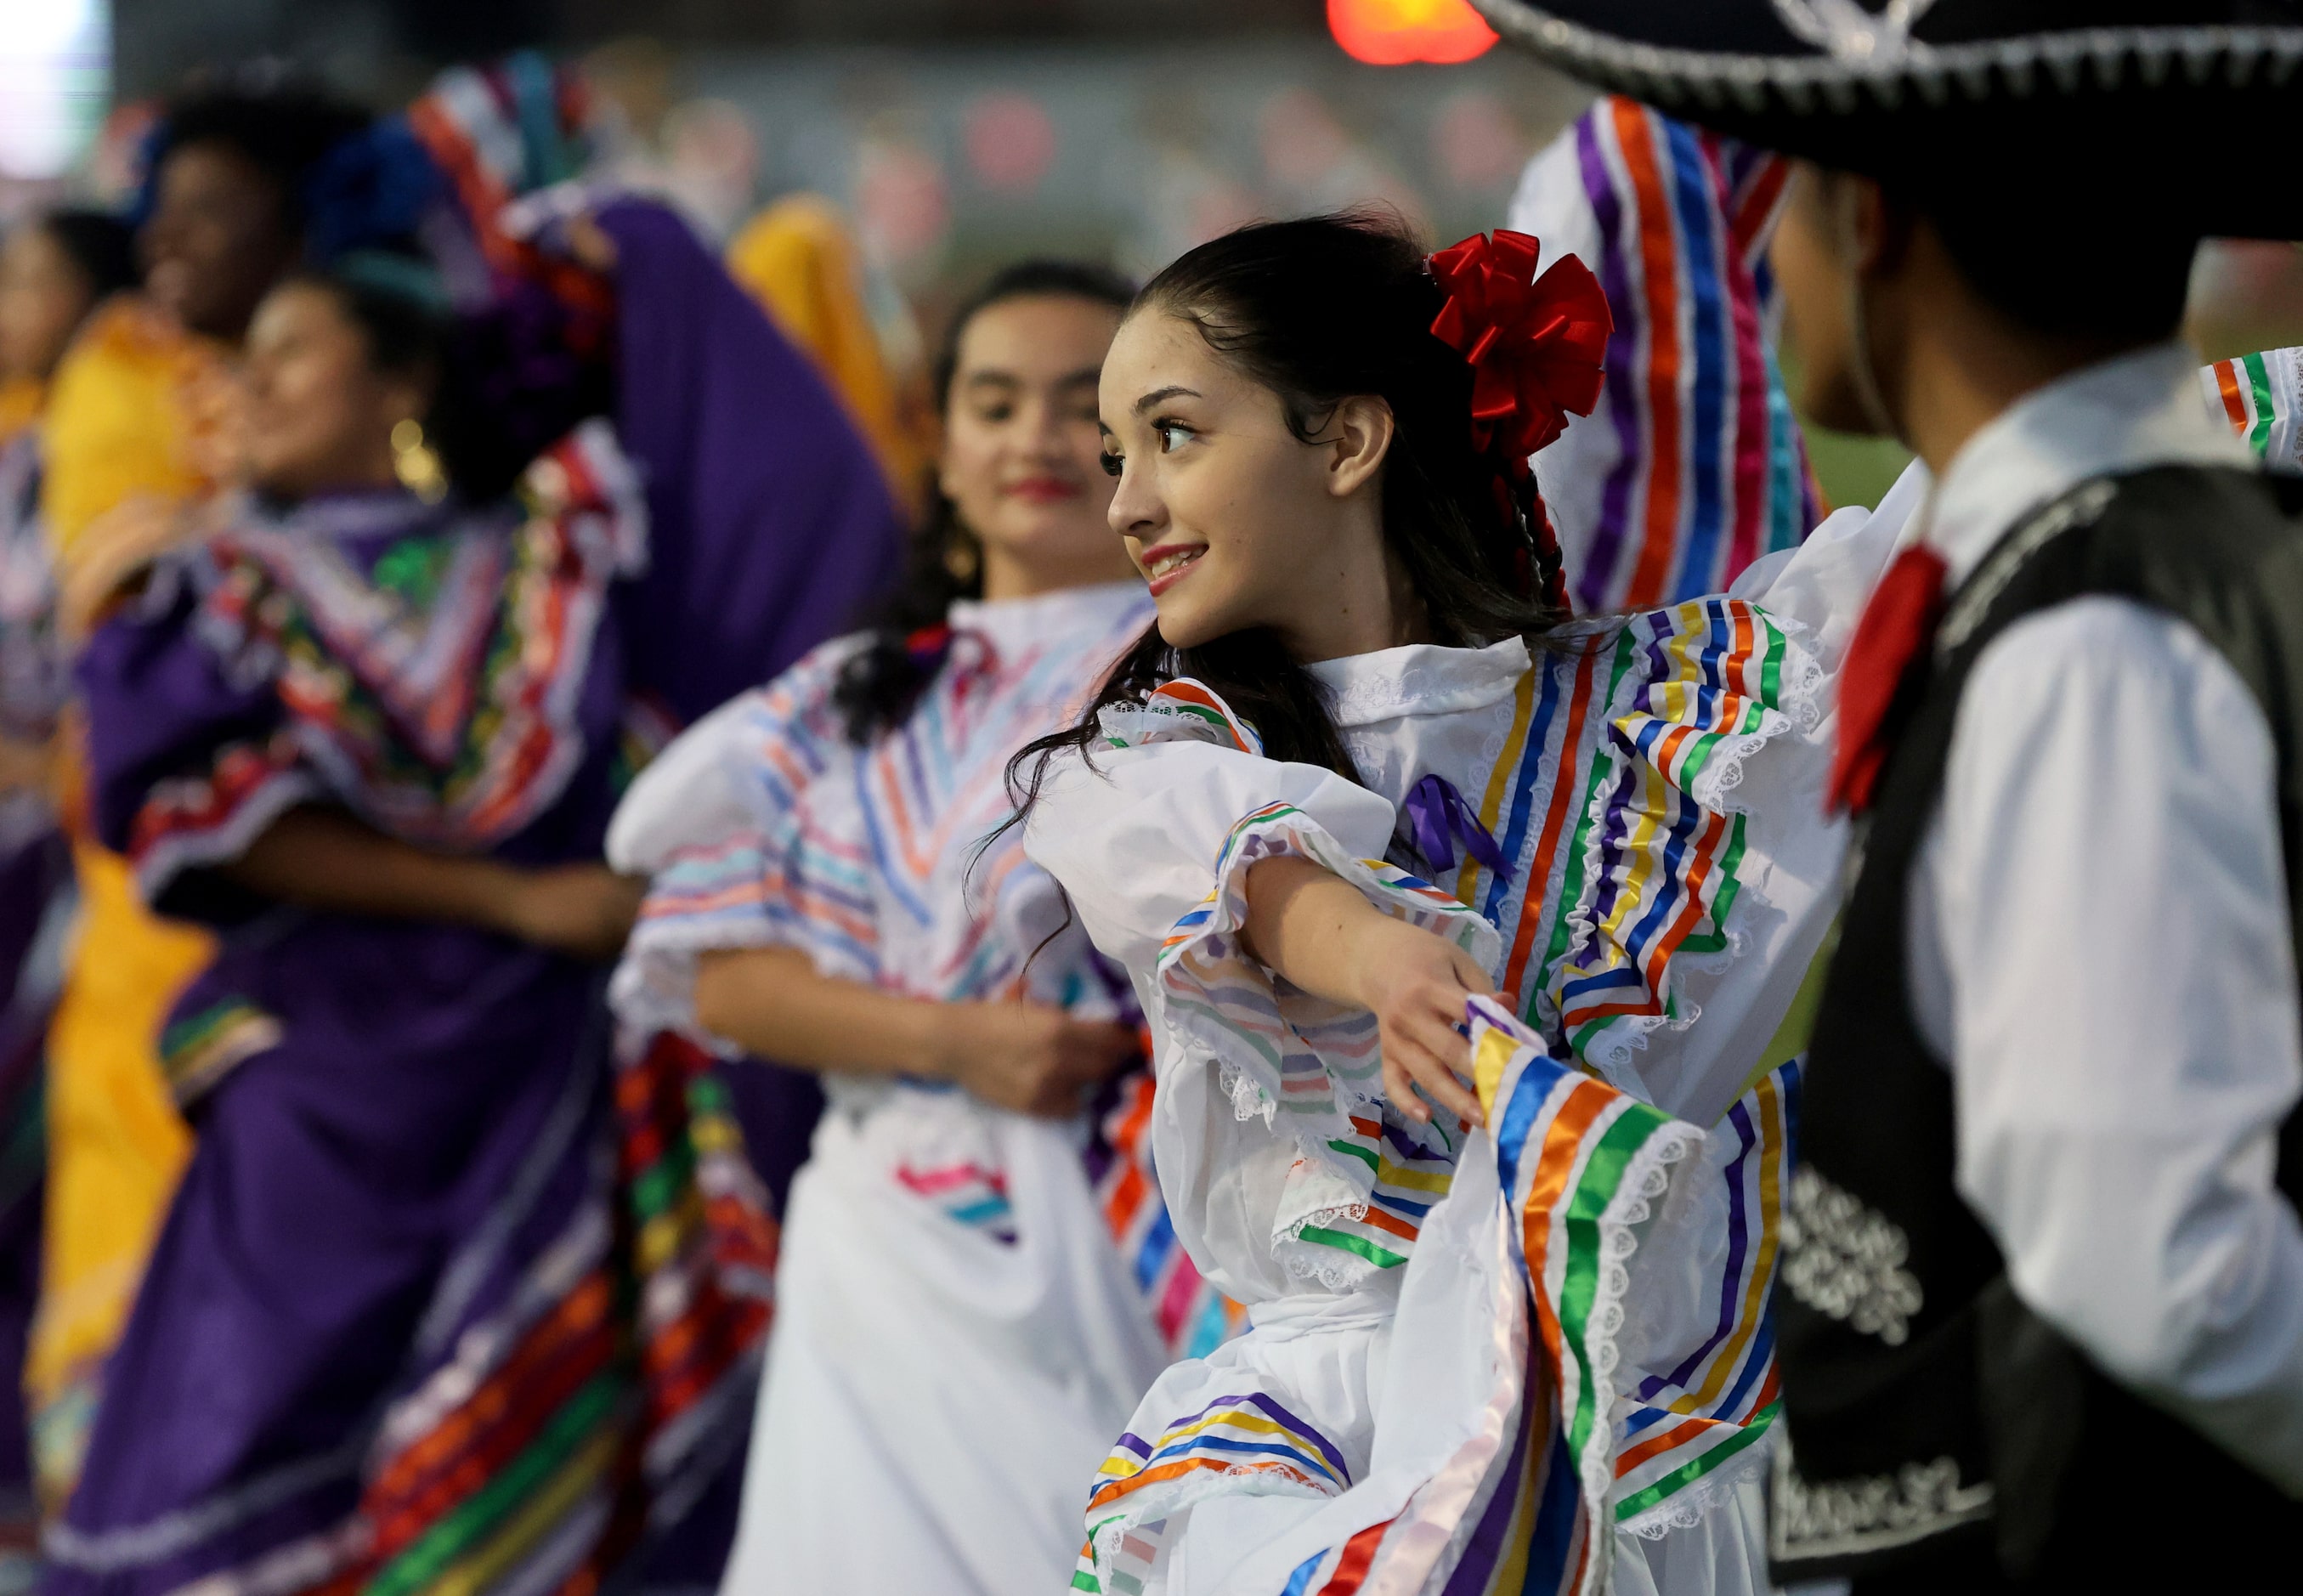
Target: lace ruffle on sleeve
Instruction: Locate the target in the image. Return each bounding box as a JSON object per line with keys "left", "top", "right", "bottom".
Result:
{"left": 608, "top": 637, "right": 869, "bottom": 1044}
{"left": 1470, "top": 993, "right": 1797, "bottom": 1582}
{"left": 1486, "top": 592, "right": 1835, "bottom": 1129}
{"left": 1027, "top": 680, "right": 1502, "bottom": 1296}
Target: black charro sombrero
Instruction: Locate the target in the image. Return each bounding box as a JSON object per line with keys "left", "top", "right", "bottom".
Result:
{"left": 1468, "top": 1, "right": 2303, "bottom": 237}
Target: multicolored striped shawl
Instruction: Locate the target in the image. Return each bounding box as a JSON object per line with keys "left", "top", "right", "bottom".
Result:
{"left": 1517, "top": 96, "right": 1823, "bottom": 613}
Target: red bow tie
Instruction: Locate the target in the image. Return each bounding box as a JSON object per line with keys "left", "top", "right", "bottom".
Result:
{"left": 1828, "top": 545, "right": 1949, "bottom": 816}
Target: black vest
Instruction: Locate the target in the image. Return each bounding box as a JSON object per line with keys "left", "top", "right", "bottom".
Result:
{"left": 1771, "top": 465, "right": 2303, "bottom": 1588}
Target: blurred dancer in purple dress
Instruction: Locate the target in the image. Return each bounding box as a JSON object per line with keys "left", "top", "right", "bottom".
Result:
{"left": 49, "top": 116, "right": 901, "bottom": 1596}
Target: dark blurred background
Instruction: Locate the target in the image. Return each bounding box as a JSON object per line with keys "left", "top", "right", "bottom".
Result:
{"left": 38, "top": 0, "right": 1591, "bottom": 283}
{"left": 13, "top": 0, "right": 2303, "bottom": 508}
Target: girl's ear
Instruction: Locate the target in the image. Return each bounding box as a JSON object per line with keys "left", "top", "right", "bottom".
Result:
{"left": 1323, "top": 394, "right": 1394, "bottom": 500}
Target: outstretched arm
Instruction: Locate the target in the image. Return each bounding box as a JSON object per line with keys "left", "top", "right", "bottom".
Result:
{"left": 1242, "top": 855, "right": 1495, "bottom": 1125}
{"left": 219, "top": 805, "right": 642, "bottom": 963}
{"left": 693, "top": 945, "right": 1139, "bottom": 1119}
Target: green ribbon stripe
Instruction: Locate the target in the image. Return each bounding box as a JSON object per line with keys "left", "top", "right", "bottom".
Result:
{"left": 1612, "top": 1400, "right": 1780, "bottom": 1523}
{"left": 1553, "top": 1101, "right": 1674, "bottom": 1463}
{"left": 365, "top": 1369, "right": 625, "bottom": 1596}
{"left": 2245, "top": 351, "right": 2278, "bottom": 456}
{"left": 1295, "top": 1225, "right": 1408, "bottom": 1271}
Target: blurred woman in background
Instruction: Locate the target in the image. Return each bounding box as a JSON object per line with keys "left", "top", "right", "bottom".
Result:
{"left": 0, "top": 204, "right": 137, "bottom": 1567}
{"left": 607, "top": 262, "right": 1233, "bottom": 1594}
{"left": 52, "top": 240, "right": 778, "bottom": 1596}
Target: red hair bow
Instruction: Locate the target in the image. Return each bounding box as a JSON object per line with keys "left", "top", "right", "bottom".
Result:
{"left": 1427, "top": 229, "right": 1612, "bottom": 472}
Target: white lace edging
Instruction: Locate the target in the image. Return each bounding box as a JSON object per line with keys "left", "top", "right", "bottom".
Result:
{"left": 1159, "top": 809, "right": 1495, "bottom": 1177}
{"left": 1275, "top": 1197, "right": 1389, "bottom": 1292}
{"left": 1568, "top": 1121, "right": 1701, "bottom": 1516}
{"left": 1616, "top": 1422, "right": 1777, "bottom": 1541}
{"left": 1764, "top": 607, "right": 1829, "bottom": 737}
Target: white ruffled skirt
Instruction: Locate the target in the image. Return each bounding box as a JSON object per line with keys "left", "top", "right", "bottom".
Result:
{"left": 718, "top": 1086, "right": 1168, "bottom": 1594}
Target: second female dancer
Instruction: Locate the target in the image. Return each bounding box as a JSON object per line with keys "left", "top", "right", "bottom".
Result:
{"left": 1020, "top": 213, "right": 1915, "bottom": 1594}
{"left": 608, "top": 262, "right": 1237, "bottom": 1593}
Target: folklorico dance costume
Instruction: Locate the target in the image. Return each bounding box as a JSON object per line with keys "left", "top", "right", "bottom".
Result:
{"left": 1473, "top": 0, "right": 2303, "bottom": 1587}
{"left": 1026, "top": 205, "right": 1915, "bottom": 1594}
{"left": 608, "top": 583, "right": 1241, "bottom": 1594}
{"left": 54, "top": 76, "right": 901, "bottom": 1595}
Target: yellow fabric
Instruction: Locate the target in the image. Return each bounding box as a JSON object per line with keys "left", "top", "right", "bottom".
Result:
{"left": 37, "top": 298, "right": 210, "bottom": 552}
{"left": 27, "top": 296, "right": 212, "bottom": 1508}
{"left": 725, "top": 195, "right": 927, "bottom": 513}
{"left": 0, "top": 378, "right": 42, "bottom": 444}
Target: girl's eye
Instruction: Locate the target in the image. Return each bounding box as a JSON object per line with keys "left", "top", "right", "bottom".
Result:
{"left": 1156, "top": 421, "right": 1192, "bottom": 452}
{"left": 1098, "top": 450, "right": 1123, "bottom": 478}
{"left": 975, "top": 403, "right": 1015, "bottom": 423}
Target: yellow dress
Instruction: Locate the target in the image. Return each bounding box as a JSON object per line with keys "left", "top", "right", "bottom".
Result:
{"left": 26, "top": 297, "right": 212, "bottom": 1506}
{"left": 725, "top": 195, "right": 929, "bottom": 514}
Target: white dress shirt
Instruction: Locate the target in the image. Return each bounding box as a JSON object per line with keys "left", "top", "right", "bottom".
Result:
{"left": 1907, "top": 342, "right": 2303, "bottom": 1492}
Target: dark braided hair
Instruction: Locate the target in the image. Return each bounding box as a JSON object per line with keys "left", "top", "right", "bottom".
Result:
{"left": 832, "top": 258, "right": 1136, "bottom": 744}
{"left": 1008, "top": 210, "right": 1569, "bottom": 809}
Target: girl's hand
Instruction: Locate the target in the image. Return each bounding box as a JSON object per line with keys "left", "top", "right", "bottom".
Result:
{"left": 1240, "top": 854, "right": 1495, "bottom": 1127}
{"left": 1347, "top": 914, "right": 1495, "bottom": 1126}
{"left": 495, "top": 863, "right": 647, "bottom": 963}
{"left": 930, "top": 1002, "right": 1140, "bottom": 1118}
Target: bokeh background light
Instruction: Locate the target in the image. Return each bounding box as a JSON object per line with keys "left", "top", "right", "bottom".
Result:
{"left": 0, "top": 0, "right": 112, "bottom": 181}
{"left": 1326, "top": 0, "right": 1497, "bottom": 66}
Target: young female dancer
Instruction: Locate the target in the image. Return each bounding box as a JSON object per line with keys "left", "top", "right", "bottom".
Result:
{"left": 1020, "top": 214, "right": 1915, "bottom": 1594}
{"left": 607, "top": 262, "right": 1237, "bottom": 1593}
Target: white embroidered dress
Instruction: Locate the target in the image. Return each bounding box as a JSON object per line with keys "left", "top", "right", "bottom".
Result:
{"left": 1024, "top": 474, "right": 1918, "bottom": 1595}
{"left": 608, "top": 581, "right": 1220, "bottom": 1595}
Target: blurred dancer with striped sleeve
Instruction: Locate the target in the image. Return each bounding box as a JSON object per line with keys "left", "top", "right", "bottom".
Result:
{"left": 605, "top": 261, "right": 1242, "bottom": 1595}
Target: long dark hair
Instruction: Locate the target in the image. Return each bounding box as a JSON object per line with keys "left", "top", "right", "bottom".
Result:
{"left": 831, "top": 258, "right": 1136, "bottom": 745}
{"left": 1008, "top": 211, "right": 1568, "bottom": 806}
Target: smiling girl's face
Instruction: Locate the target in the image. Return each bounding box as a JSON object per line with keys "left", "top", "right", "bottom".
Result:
{"left": 940, "top": 292, "right": 1137, "bottom": 600}
{"left": 1097, "top": 307, "right": 1408, "bottom": 661}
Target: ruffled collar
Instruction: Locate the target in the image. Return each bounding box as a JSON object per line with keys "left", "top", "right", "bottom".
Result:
{"left": 1304, "top": 635, "right": 1530, "bottom": 727}
{"left": 948, "top": 580, "right": 1150, "bottom": 658}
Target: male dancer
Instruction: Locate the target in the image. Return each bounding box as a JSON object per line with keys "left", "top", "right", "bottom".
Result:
{"left": 1471, "top": 3, "right": 2303, "bottom": 1588}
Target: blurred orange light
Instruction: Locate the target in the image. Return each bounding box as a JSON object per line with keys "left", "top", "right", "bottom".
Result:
{"left": 1327, "top": 0, "right": 1498, "bottom": 65}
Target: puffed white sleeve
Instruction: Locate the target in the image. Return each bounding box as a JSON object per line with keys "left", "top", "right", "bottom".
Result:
{"left": 1022, "top": 680, "right": 1502, "bottom": 1131}
{"left": 605, "top": 637, "right": 868, "bottom": 1043}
